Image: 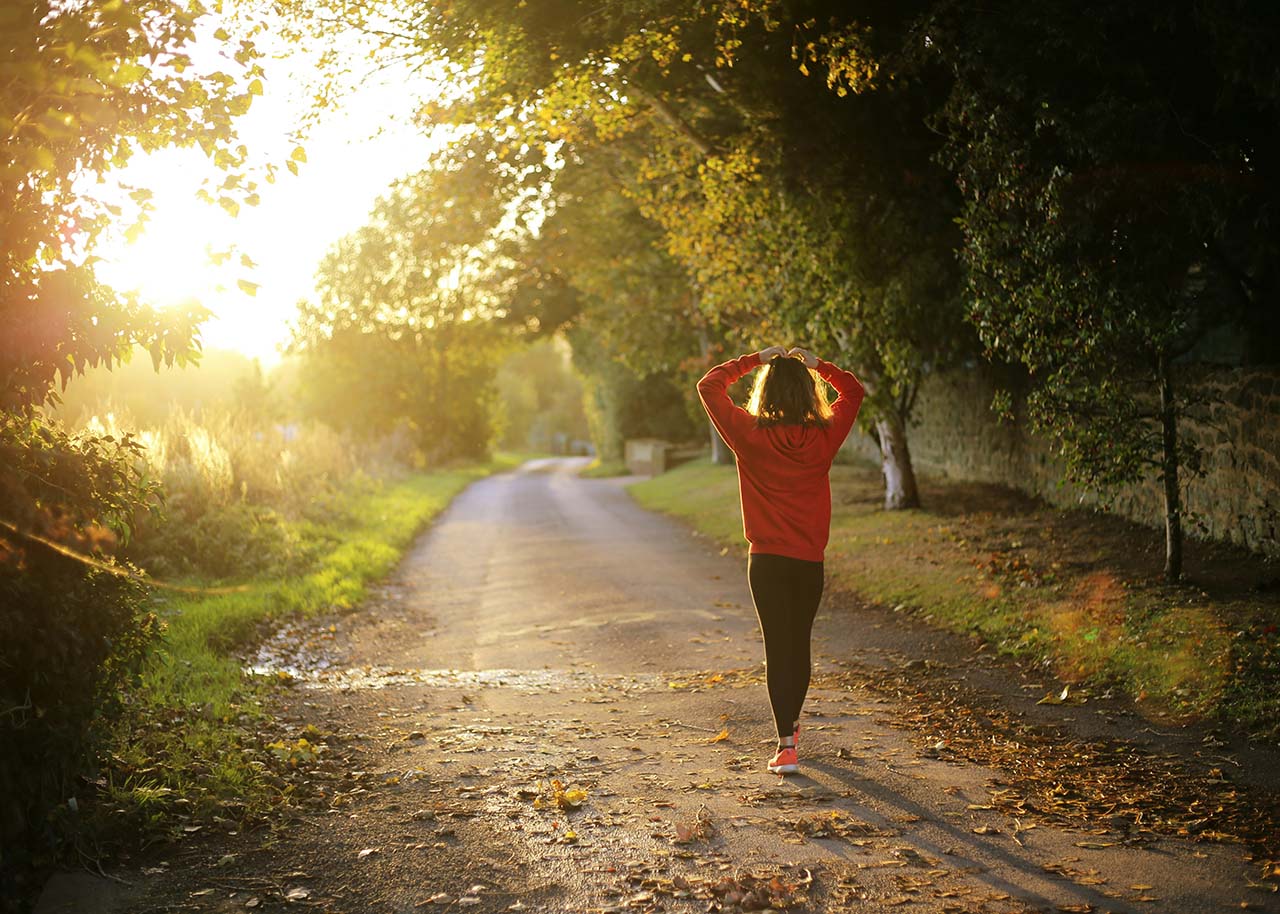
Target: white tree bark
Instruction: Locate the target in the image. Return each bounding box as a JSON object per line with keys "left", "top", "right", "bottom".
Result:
{"left": 875, "top": 415, "right": 920, "bottom": 510}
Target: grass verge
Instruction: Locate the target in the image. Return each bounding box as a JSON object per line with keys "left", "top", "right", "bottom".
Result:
{"left": 578, "top": 458, "right": 632, "bottom": 478}
{"left": 630, "top": 457, "right": 1280, "bottom": 740}
{"left": 97, "top": 454, "right": 532, "bottom": 841}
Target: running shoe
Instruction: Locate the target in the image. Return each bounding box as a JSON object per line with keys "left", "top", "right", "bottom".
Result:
{"left": 767, "top": 745, "right": 799, "bottom": 775}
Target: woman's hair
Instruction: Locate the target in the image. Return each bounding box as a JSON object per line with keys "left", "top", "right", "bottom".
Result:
{"left": 746, "top": 355, "right": 832, "bottom": 428}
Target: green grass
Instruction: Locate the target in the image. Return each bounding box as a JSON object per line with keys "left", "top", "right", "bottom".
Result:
{"left": 630, "top": 458, "right": 1280, "bottom": 737}
{"left": 101, "top": 454, "right": 531, "bottom": 836}
{"left": 578, "top": 458, "right": 632, "bottom": 478}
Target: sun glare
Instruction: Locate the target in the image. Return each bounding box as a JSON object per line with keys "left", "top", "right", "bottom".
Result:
{"left": 89, "top": 26, "right": 448, "bottom": 365}
{"left": 95, "top": 155, "right": 235, "bottom": 310}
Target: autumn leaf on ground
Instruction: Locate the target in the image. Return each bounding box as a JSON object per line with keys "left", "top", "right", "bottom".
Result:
{"left": 1037, "top": 685, "right": 1071, "bottom": 705}
{"left": 708, "top": 727, "right": 730, "bottom": 743}
{"left": 558, "top": 785, "right": 588, "bottom": 809}
{"left": 672, "top": 804, "right": 715, "bottom": 844}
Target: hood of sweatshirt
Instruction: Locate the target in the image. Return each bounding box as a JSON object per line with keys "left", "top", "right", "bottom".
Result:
{"left": 764, "top": 423, "right": 826, "bottom": 467}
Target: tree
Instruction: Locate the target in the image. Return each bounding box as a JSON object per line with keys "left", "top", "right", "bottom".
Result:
{"left": 514, "top": 157, "right": 718, "bottom": 461}
{"left": 616, "top": 6, "right": 970, "bottom": 505}
{"left": 283, "top": 0, "right": 972, "bottom": 507}
{"left": 2, "top": 0, "right": 264, "bottom": 410}
{"left": 291, "top": 164, "right": 519, "bottom": 461}
{"left": 1, "top": 0, "right": 262, "bottom": 895}
{"left": 926, "top": 0, "right": 1280, "bottom": 580}
{"left": 493, "top": 338, "right": 589, "bottom": 454}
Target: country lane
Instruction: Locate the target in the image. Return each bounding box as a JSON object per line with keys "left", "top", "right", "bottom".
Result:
{"left": 46, "top": 457, "right": 1276, "bottom": 914}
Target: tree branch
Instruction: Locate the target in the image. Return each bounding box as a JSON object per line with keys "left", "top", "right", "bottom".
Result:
{"left": 625, "top": 81, "right": 718, "bottom": 158}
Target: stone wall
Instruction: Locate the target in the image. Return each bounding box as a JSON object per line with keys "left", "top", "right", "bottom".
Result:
{"left": 841, "top": 362, "right": 1280, "bottom": 558}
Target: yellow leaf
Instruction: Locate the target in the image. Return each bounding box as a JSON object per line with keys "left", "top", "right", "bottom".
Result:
{"left": 709, "top": 728, "right": 729, "bottom": 743}
{"left": 290, "top": 145, "right": 307, "bottom": 163}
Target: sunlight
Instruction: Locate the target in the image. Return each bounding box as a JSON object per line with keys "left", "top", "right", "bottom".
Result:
{"left": 94, "top": 150, "right": 232, "bottom": 308}
{"left": 89, "top": 21, "right": 450, "bottom": 365}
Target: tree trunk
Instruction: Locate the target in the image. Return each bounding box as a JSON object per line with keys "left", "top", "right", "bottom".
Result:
{"left": 875, "top": 413, "right": 920, "bottom": 510}
{"left": 697, "top": 322, "right": 734, "bottom": 465}
{"left": 1158, "top": 353, "right": 1183, "bottom": 582}
{"left": 709, "top": 418, "right": 734, "bottom": 465}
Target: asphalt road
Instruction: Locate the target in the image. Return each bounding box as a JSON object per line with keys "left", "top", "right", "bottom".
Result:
{"left": 39, "top": 457, "right": 1277, "bottom": 914}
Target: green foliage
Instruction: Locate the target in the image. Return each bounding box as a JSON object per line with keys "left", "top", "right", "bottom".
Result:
{"left": 1, "top": 1, "right": 263, "bottom": 894}
{"left": 293, "top": 323, "right": 505, "bottom": 464}
{"left": 0, "top": 552, "right": 158, "bottom": 901}
{"left": 570, "top": 326, "right": 702, "bottom": 463}
{"left": 1, "top": 0, "right": 262, "bottom": 411}
{"left": 68, "top": 406, "right": 402, "bottom": 580}
{"left": 927, "top": 0, "right": 1280, "bottom": 491}
{"left": 500, "top": 158, "right": 711, "bottom": 457}
{"left": 920, "top": 0, "right": 1280, "bottom": 575}
{"left": 292, "top": 166, "right": 519, "bottom": 463}
{"left": 494, "top": 339, "right": 590, "bottom": 453}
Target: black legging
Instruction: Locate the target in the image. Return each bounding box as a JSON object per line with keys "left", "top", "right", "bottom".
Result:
{"left": 746, "top": 552, "right": 825, "bottom": 741}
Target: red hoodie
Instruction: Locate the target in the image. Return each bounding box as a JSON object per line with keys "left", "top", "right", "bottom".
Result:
{"left": 697, "top": 354, "right": 866, "bottom": 562}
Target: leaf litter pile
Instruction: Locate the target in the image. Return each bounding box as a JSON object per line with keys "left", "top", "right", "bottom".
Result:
{"left": 813, "top": 659, "right": 1280, "bottom": 876}
{"left": 600, "top": 857, "right": 814, "bottom": 912}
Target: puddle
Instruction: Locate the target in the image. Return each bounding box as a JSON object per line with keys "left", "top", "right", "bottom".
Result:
{"left": 245, "top": 618, "right": 668, "bottom": 692}
{"left": 250, "top": 658, "right": 666, "bottom": 693}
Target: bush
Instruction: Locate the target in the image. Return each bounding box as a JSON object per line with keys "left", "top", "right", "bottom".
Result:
{"left": 75, "top": 407, "right": 404, "bottom": 579}
{"left": 0, "top": 413, "right": 160, "bottom": 904}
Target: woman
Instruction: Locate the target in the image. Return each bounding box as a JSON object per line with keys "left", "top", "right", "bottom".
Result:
{"left": 697, "top": 345, "right": 865, "bottom": 775}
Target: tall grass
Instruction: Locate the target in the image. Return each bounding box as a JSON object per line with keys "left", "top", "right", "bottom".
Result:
{"left": 80, "top": 406, "right": 416, "bottom": 578}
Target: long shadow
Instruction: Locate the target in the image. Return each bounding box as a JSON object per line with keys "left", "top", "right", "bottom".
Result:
{"left": 760, "top": 750, "right": 1211, "bottom": 914}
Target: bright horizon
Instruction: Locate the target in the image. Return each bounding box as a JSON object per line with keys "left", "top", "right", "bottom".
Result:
{"left": 91, "top": 23, "right": 447, "bottom": 368}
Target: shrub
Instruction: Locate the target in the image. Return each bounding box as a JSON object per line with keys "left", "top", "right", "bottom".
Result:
{"left": 76, "top": 407, "right": 404, "bottom": 579}
{"left": 0, "top": 412, "right": 160, "bottom": 903}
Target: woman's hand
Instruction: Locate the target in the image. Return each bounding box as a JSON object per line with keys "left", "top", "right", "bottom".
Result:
{"left": 787, "top": 347, "right": 818, "bottom": 368}
{"left": 756, "top": 345, "right": 788, "bottom": 363}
